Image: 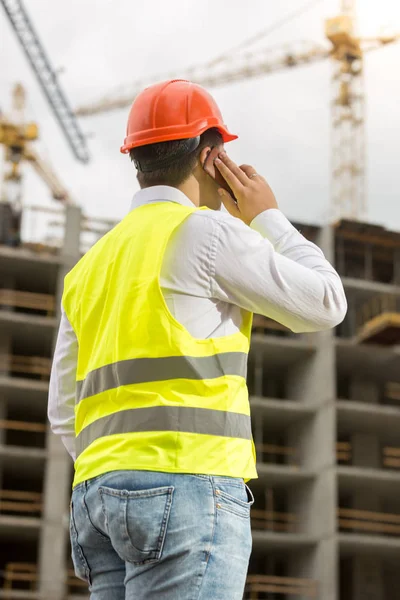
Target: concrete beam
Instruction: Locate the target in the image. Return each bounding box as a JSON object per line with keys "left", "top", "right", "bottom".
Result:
{"left": 38, "top": 432, "right": 71, "bottom": 600}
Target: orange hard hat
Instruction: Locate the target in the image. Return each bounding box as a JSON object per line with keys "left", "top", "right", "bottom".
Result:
{"left": 120, "top": 79, "right": 237, "bottom": 154}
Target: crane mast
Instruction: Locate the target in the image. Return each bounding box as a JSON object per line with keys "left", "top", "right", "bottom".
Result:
{"left": 327, "top": 0, "right": 365, "bottom": 220}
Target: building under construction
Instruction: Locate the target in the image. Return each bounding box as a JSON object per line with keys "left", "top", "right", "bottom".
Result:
{"left": 0, "top": 206, "right": 400, "bottom": 600}
{"left": 1, "top": 0, "right": 400, "bottom": 597}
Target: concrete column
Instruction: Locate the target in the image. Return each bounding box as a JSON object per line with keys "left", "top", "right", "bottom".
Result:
{"left": 364, "top": 244, "right": 373, "bottom": 280}
{"left": 38, "top": 205, "right": 81, "bottom": 600}
{"left": 351, "top": 429, "right": 383, "bottom": 599}
{"left": 287, "top": 224, "right": 338, "bottom": 600}
{"left": 38, "top": 433, "right": 72, "bottom": 600}
{"left": 350, "top": 430, "right": 383, "bottom": 599}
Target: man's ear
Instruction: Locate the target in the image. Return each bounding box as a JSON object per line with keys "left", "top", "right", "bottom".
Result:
{"left": 199, "top": 146, "right": 212, "bottom": 170}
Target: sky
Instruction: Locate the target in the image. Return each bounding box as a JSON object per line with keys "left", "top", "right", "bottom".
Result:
{"left": 1, "top": 0, "right": 400, "bottom": 244}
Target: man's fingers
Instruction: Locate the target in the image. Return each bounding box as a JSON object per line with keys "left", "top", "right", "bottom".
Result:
{"left": 239, "top": 164, "right": 258, "bottom": 179}
{"left": 214, "top": 158, "right": 244, "bottom": 193}
{"left": 217, "top": 153, "right": 250, "bottom": 185}
{"left": 218, "top": 188, "right": 241, "bottom": 219}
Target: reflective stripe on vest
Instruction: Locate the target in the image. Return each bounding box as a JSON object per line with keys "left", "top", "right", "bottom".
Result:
{"left": 75, "top": 405, "right": 252, "bottom": 457}
{"left": 76, "top": 352, "right": 248, "bottom": 403}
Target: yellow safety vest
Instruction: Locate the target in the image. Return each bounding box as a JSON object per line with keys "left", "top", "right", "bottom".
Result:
{"left": 63, "top": 201, "right": 258, "bottom": 487}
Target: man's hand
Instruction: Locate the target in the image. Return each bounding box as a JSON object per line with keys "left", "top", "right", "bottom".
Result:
{"left": 215, "top": 152, "right": 278, "bottom": 225}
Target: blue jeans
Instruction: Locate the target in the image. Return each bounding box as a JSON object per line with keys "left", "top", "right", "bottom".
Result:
{"left": 70, "top": 470, "right": 254, "bottom": 599}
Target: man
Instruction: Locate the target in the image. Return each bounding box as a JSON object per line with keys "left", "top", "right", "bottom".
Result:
{"left": 48, "top": 79, "right": 347, "bottom": 600}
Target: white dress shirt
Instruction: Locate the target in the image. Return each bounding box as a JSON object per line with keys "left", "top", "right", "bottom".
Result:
{"left": 48, "top": 185, "right": 347, "bottom": 460}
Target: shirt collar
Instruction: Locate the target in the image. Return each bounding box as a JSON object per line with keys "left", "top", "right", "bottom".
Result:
{"left": 130, "top": 186, "right": 195, "bottom": 211}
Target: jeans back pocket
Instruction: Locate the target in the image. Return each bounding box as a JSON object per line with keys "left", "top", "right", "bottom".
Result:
{"left": 99, "top": 485, "right": 174, "bottom": 565}
{"left": 214, "top": 480, "right": 254, "bottom": 519}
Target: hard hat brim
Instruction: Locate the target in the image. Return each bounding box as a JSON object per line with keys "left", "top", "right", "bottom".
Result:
{"left": 120, "top": 118, "right": 238, "bottom": 154}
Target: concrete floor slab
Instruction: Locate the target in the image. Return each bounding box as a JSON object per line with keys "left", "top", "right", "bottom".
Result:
{"left": 0, "top": 591, "right": 39, "bottom": 599}
{"left": 336, "top": 338, "right": 400, "bottom": 382}
{"left": 342, "top": 277, "right": 400, "bottom": 301}
{"left": 255, "top": 463, "right": 317, "bottom": 487}
{"left": 250, "top": 397, "right": 315, "bottom": 430}
{"left": 252, "top": 530, "right": 318, "bottom": 551}
{"left": 337, "top": 465, "right": 400, "bottom": 500}
{"left": 339, "top": 532, "right": 400, "bottom": 558}
{"left": 250, "top": 334, "right": 316, "bottom": 370}
{"left": 0, "top": 515, "right": 40, "bottom": 541}
{"left": 0, "top": 311, "right": 56, "bottom": 356}
{"left": 337, "top": 399, "right": 400, "bottom": 440}
{"left": 0, "top": 376, "right": 48, "bottom": 417}
{"left": 0, "top": 445, "right": 47, "bottom": 477}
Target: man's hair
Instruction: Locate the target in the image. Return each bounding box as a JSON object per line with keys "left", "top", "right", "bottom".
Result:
{"left": 130, "top": 128, "right": 223, "bottom": 188}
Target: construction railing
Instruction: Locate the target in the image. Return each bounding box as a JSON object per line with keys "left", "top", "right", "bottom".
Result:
{"left": 336, "top": 441, "right": 352, "bottom": 463}
{"left": 0, "top": 289, "right": 55, "bottom": 316}
{"left": 383, "top": 446, "right": 400, "bottom": 469}
{"left": 1, "top": 562, "right": 37, "bottom": 595}
{"left": 256, "top": 443, "right": 298, "bottom": 467}
{"left": 251, "top": 508, "right": 297, "bottom": 532}
{"left": 0, "top": 490, "right": 42, "bottom": 516}
{"left": 0, "top": 418, "right": 46, "bottom": 447}
{"left": 338, "top": 508, "right": 400, "bottom": 536}
{"left": 244, "top": 574, "right": 318, "bottom": 598}
{"left": 356, "top": 294, "right": 400, "bottom": 345}
{"left": 385, "top": 382, "right": 400, "bottom": 404}
{"left": 1, "top": 563, "right": 87, "bottom": 597}
{"left": 1, "top": 355, "right": 52, "bottom": 380}
{"left": 336, "top": 441, "right": 400, "bottom": 470}
{"left": 67, "top": 568, "right": 88, "bottom": 595}
{"left": 250, "top": 488, "right": 297, "bottom": 533}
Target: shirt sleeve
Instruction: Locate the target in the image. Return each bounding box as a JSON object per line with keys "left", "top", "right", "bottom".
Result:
{"left": 48, "top": 308, "right": 78, "bottom": 460}
{"left": 210, "top": 209, "right": 347, "bottom": 333}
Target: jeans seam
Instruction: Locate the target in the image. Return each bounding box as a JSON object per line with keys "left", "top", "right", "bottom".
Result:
{"left": 194, "top": 478, "right": 217, "bottom": 600}
{"left": 154, "top": 487, "right": 174, "bottom": 561}
{"left": 216, "top": 504, "right": 251, "bottom": 519}
{"left": 83, "top": 486, "right": 109, "bottom": 542}
{"left": 99, "top": 488, "right": 110, "bottom": 535}
{"left": 216, "top": 489, "right": 252, "bottom": 509}
{"left": 70, "top": 501, "right": 92, "bottom": 586}
{"left": 98, "top": 486, "right": 173, "bottom": 499}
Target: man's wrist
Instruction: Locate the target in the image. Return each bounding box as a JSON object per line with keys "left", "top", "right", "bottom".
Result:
{"left": 250, "top": 209, "right": 294, "bottom": 245}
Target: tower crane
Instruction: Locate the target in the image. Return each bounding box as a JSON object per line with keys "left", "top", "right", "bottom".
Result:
{"left": 75, "top": 0, "right": 400, "bottom": 220}
{"left": 0, "top": 83, "right": 73, "bottom": 204}
{"left": 0, "top": 84, "right": 74, "bottom": 246}
{"left": 0, "top": 0, "right": 89, "bottom": 163}
{"left": 0, "top": 85, "right": 115, "bottom": 248}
